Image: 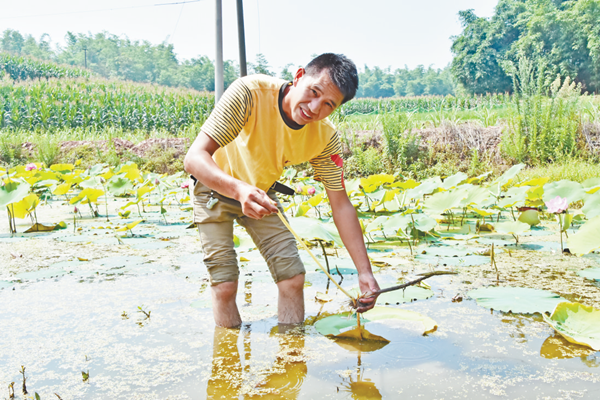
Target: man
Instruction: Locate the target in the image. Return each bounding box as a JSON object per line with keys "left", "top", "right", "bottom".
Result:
{"left": 184, "top": 53, "right": 379, "bottom": 328}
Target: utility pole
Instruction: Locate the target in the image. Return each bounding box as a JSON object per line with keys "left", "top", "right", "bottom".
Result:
{"left": 236, "top": 0, "right": 247, "bottom": 77}
{"left": 83, "top": 46, "right": 87, "bottom": 69}
{"left": 215, "top": 0, "right": 224, "bottom": 102}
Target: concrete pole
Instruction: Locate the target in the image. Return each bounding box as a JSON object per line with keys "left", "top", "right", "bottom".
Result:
{"left": 236, "top": 0, "right": 247, "bottom": 77}
{"left": 215, "top": 0, "right": 224, "bottom": 102}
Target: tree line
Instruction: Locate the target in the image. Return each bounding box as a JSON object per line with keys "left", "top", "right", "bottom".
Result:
{"left": 3, "top": 0, "right": 599, "bottom": 97}
{"left": 0, "top": 29, "right": 456, "bottom": 97}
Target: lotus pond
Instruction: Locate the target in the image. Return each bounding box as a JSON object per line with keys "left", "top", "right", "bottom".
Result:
{"left": 1, "top": 162, "right": 600, "bottom": 399}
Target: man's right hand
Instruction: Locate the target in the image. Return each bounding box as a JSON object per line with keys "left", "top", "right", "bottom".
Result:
{"left": 236, "top": 184, "right": 279, "bottom": 219}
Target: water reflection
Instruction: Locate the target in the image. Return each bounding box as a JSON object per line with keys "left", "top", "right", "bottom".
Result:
{"left": 206, "top": 324, "right": 307, "bottom": 399}
{"left": 540, "top": 333, "right": 599, "bottom": 367}
{"left": 339, "top": 354, "right": 382, "bottom": 400}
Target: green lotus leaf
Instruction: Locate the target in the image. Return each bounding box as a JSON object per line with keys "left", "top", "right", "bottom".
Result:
{"left": 542, "top": 180, "right": 586, "bottom": 205}
{"left": 468, "top": 286, "right": 566, "bottom": 314}
{"left": 441, "top": 172, "right": 468, "bottom": 190}
{"left": 381, "top": 214, "right": 412, "bottom": 236}
{"left": 365, "top": 215, "right": 390, "bottom": 233}
{"left": 11, "top": 193, "right": 40, "bottom": 219}
{"left": 518, "top": 210, "right": 541, "bottom": 226}
{"left": 413, "top": 214, "right": 438, "bottom": 233}
{"left": 0, "top": 181, "right": 31, "bottom": 208}
{"left": 50, "top": 163, "right": 74, "bottom": 173}
{"left": 582, "top": 177, "right": 600, "bottom": 190}
{"left": 378, "top": 286, "right": 434, "bottom": 304}
{"left": 404, "top": 176, "right": 442, "bottom": 200}
{"left": 289, "top": 217, "right": 343, "bottom": 247}
{"left": 459, "top": 185, "right": 491, "bottom": 207}
{"left": 542, "top": 302, "right": 600, "bottom": 351}
{"left": 497, "top": 186, "right": 529, "bottom": 208}
{"left": 79, "top": 176, "right": 104, "bottom": 189}
{"left": 494, "top": 221, "right": 530, "bottom": 235}
{"left": 582, "top": 191, "right": 600, "bottom": 219}
{"left": 577, "top": 267, "right": 600, "bottom": 281}
{"left": 107, "top": 175, "right": 135, "bottom": 196}
{"left": 492, "top": 163, "right": 525, "bottom": 187}
{"left": 423, "top": 188, "right": 469, "bottom": 215}
{"left": 314, "top": 307, "right": 437, "bottom": 337}
{"left": 568, "top": 216, "right": 600, "bottom": 255}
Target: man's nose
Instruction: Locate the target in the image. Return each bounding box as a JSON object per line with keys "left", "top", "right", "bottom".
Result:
{"left": 308, "top": 98, "right": 322, "bottom": 114}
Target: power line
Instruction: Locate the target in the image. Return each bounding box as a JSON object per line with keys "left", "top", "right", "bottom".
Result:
{"left": 0, "top": 1, "right": 203, "bottom": 21}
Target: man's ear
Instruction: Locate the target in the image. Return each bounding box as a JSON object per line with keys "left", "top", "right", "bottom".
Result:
{"left": 292, "top": 68, "right": 305, "bottom": 86}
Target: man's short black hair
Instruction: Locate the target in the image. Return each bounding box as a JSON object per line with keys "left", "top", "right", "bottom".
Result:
{"left": 305, "top": 53, "right": 358, "bottom": 104}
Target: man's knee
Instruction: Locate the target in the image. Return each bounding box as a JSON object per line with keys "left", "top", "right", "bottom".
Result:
{"left": 212, "top": 281, "right": 238, "bottom": 302}
{"left": 277, "top": 274, "right": 305, "bottom": 294}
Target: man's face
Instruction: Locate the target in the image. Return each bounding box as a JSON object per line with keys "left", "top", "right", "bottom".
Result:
{"left": 285, "top": 68, "right": 344, "bottom": 125}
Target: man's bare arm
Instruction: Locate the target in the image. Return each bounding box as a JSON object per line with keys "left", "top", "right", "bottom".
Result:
{"left": 326, "top": 188, "right": 380, "bottom": 312}
{"left": 183, "top": 132, "right": 278, "bottom": 219}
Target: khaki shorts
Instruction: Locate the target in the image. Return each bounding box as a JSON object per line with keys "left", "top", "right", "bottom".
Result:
{"left": 191, "top": 181, "right": 305, "bottom": 285}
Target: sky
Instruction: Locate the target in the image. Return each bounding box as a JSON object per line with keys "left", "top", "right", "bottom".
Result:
{"left": 0, "top": 0, "right": 498, "bottom": 72}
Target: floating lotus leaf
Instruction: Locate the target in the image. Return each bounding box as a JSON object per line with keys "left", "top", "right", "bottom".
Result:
{"left": 25, "top": 222, "right": 65, "bottom": 233}
{"left": 70, "top": 188, "right": 104, "bottom": 205}
{"left": 568, "top": 216, "right": 600, "bottom": 255}
{"left": 314, "top": 307, "right": 437, "bottom": 337}
{"left": 577, "top": 267, "right": 600, "bottom": 281}
{"left": 468, "top": 286, "right": 566, "bottom": 314}
{"left": 365, "top": 215, "right": 390, "bottom": 233}
{"left": 542, "top": 180, "right": 586, "bottom": 205}
{"left": 360, "top": 174, "right": 395, "bottom": 193}
{"left": 494, "top": 221, "right": 530, "bottom": 235}
{"left": 423, "top": 188, "right": 469, "bottom": 215}
{"left": 289, "top": 217, "right": 343, "bottom": 246}
{"left": 52, "top": 182, "right": 71, "bottom": 196}
{"left": 377, "top": 286, "right": 434, "bottom": 305}
{"left": 519, "top": 177, "right": 549, "bottom": 187}
{"left": 542, "top": 302, "right": 600, "bottom": 351}
{"left": 518, "top": 210, "right": 541, "bottom": 226}
{"left": 582, "top": 191, "right": 600, "bottom": 219}
{"left": 381, "top": 214, "right": 411, "bottom": 236}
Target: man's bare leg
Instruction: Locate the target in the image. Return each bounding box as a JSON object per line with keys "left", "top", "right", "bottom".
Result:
{"left": 276, "top": 274, "right": 305, "bottom": 324}
{"left": 211, "top": 281, "right": 242, "bottom": 327}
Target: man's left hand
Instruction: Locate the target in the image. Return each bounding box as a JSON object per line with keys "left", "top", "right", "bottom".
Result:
{"left": 356, "top": 273, "right": 380, "bottom": 313}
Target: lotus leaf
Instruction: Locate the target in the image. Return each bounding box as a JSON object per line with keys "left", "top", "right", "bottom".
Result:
{"left": 118, "top": 163, "right": 141, "bottom": 181}
{"left": 542, "top": 302, "right": 600, "bottom": 351}
{"left": 518, "top": 210, "right": 541, "bottom": 226}
{"left": 314, "top": 307, "right": 437, "bottom": 337}
{"left": 519, "top": 177, "right": 549, "bottom": 187}
{"left": 70, "top": 188, "right": 104, "bottom": 205}
{"left": 53, "top": 182, "right": 71, "bottom": 196}
{"left": 577, "top": 267, "right": 600, "bottom": 281}
{"left": 423, "top": 188, "right": 468, "bottom": 215}
{"left": 10, "top": 193, "right": 39, "bottom": 219}
{"left": 492, "top": 163, "right": 525, "bottom": 187}
{"left": 468, "top": 286, "right": 566, "bottom": 314}
{"left": 404, "top": 176, "right": 442, "bottom": 200}
{"left": 289, "top": 217, "right": 343, "bottom": 246}
{"left": 25, "top": 222, "right": 66, "bottom": 232}
{"left": 494, "top": 221, "right": 530, "bottom": 235}
{"left": 390, "top": 179, "right": 420, "bottom": 190}
{"left": 542, "top": 180, "right": 586, "bottom": 205}
{"left": 377, "top": 286, "right": 434, "bottom": 304}
{"left": 412, "top": 214, "right": 437, "bottom": 233}
{"left": 0, "top": 181, "right": 31, "bottom": 208}
{"left": 308, "top": 193, "right": 325, "bottom": 207}
{"left": 50, "top": 163, "right": 74, "bottom": 172}
{"left": 568, "top": 216, "right": 600, "bottom": 255}
{"left": 295, "top": 203, "right": 311, "bottom": 217}
{"left": 466, "top": 171, "right": 491, "bottom": 184}
{"left": 441, "top": 172, "right": 468, "bottom": 190}
{"left": 79, "top": 176, "right": 104, "bottom": 189}
{"left": 581, "top": 191, "right": 600, "bottom": 219}
{"left": 381, "top": 214, "right": 411, "bottom": 236}
{"left": 115, "top": 219, "right": 144, "bottom": 232}
{"left": 582, "top": 177, "right": 600, "bottom": 189}
{"left": 459, "top": 186, "right": 491, "bottom": 207}
{"left": 365, "top": 216, "right": 390, "bottom": 233}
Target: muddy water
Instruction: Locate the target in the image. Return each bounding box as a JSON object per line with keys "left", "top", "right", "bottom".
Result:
{"left": 1, "top": 200, "right": 599, "bottom": 399}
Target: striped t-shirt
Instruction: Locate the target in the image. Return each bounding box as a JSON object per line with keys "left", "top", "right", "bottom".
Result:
{"left": 201, "top": 74, "right": 345, "bottom": 192}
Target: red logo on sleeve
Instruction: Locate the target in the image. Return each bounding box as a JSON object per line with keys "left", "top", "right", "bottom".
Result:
{"left": 330, "top": 154, "right": 345, "bottom": 188}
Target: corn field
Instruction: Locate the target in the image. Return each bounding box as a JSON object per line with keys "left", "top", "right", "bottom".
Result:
{"left": 1, "top": 52, "right": 91, "bottom": 81}
{"left": 0, "top": 77, "right": 214, "bottom": 132}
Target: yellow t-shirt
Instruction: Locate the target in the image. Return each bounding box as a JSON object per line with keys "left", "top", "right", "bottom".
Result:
{"left": 201, "top": 74, "right": 345, "bottom": 192}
